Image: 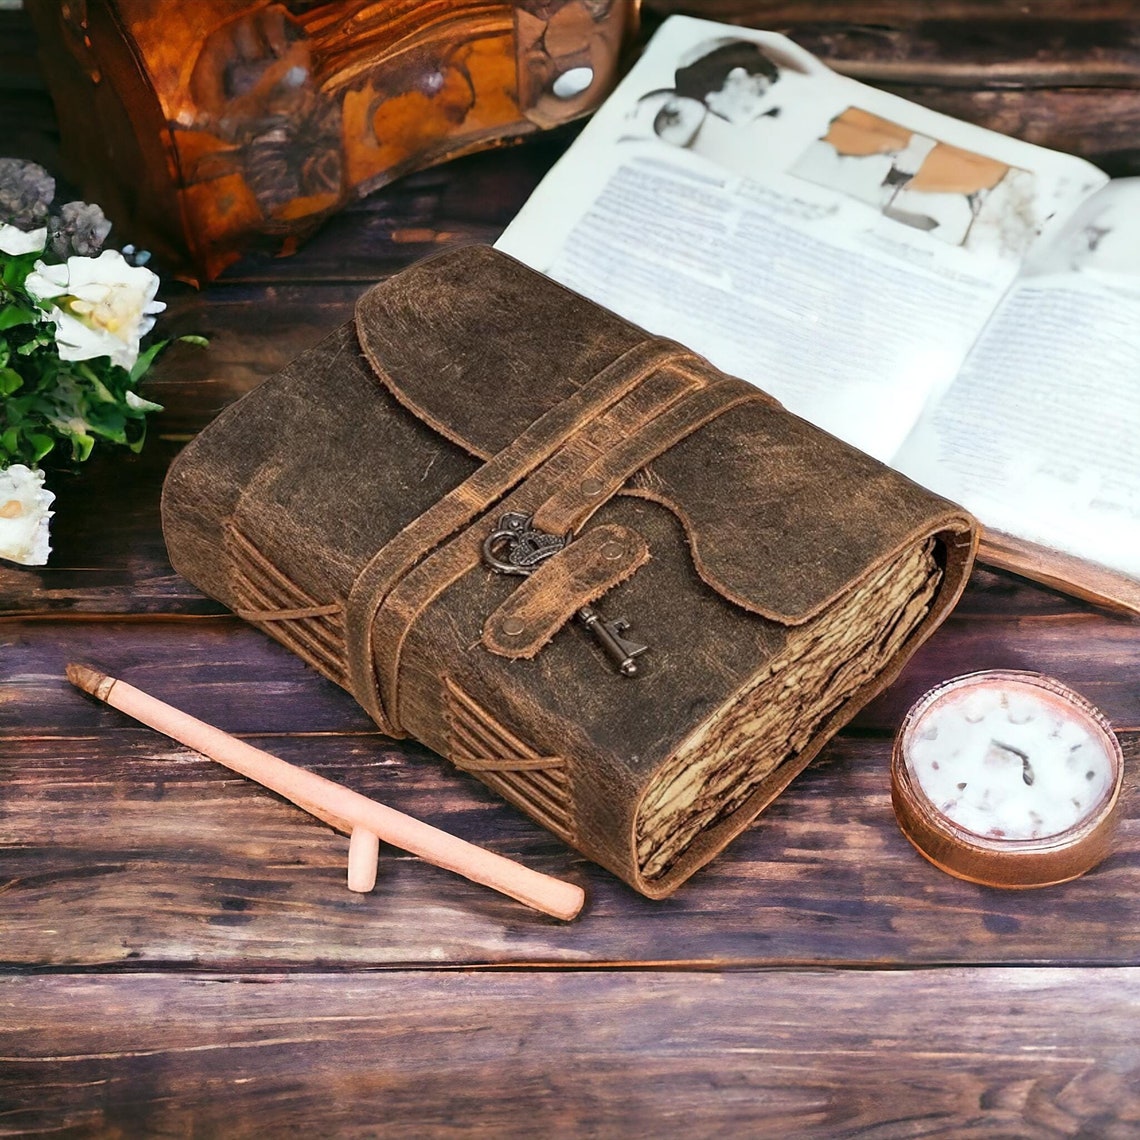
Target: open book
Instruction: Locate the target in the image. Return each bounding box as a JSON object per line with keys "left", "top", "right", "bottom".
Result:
{"left": 496, "top": 16, "right": 1140, "bottom": 615}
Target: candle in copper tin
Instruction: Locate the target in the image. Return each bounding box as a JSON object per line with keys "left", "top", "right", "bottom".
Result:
{"left": 891, "top": 670, "right": 1123, "bottom": 888}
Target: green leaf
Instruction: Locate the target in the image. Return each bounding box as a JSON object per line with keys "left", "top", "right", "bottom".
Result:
{"left": 0, "top": 304, "right": 35, "bottom": 331}
{"left": 129, "top": 339, "right": 168, "bottom": 384}
{"left": 83, "top": 405, "right": 127, "bottom": 443}
{"left": 16, "top": 332, "right": 51, "bottom": 356}
{"left": 177, "top": 334, "right": 209, "bottom": 348}
{"left": 0, "top": 367, "right": 22, "bottom": 396}
{"left": 125, "top": 391, "right": 163, "bottom": 414}
{"left": 76, "top": 360, "right": 105, "bottom": 385}
{"left": 30, "top": 433, "right": 55, "bottom": 462}
{"left": 70, "top": 431, "right": 94, "bottom": 462}
{"left": 87, "top": 373, "right": 118, "bottom": 404}
{"left": 7, "top": 393, "right": 34, "bottom": 417}
{"left": 2, "top": 256, "right": 30, "bottom": 287}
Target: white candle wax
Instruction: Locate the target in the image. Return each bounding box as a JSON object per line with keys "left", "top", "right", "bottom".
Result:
{"left": 905, "top": 678, "right": 1116, "bottom": 842}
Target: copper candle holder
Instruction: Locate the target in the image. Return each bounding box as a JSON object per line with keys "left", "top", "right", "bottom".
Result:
{"left": 891, "top": 670, "right": 1124, "bottom": 888}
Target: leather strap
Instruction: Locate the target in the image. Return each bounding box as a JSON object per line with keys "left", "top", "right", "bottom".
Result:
{"left": 366, "top": 379, "right": 769, "bottom": 736}
{"left": 533, "top": 379, "right": 769, "bottom": 536}
{"left": 345, "top": 338, "right": 697, "bottom": 734}
{"left": 481, "top": 522, "right": 650, "bottom": 660}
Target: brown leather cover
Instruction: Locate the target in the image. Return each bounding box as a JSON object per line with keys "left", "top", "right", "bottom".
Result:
{"left": 162, "top": 244, "right": 978, "bottom": 897}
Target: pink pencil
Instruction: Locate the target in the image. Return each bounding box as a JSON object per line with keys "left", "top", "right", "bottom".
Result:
{"left": 67, "top": 663, "right": 585, "bottom": 921}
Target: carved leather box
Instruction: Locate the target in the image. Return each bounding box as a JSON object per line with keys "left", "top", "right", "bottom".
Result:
{"left": 162, "top": 245, "right": 978, "bottom": 897}
{"left": 27, "top": 1, "right": 637, "bottom": 282}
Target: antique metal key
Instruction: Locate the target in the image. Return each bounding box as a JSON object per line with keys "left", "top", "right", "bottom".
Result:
{"left": 482, "top": 512, "right": 649, "bottom": 677}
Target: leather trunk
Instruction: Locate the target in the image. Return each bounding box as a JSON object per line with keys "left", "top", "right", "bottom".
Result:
{"left": 27, "top": 0, "right": 637, "bottom": 283}
{"left": 161, "top": 244, "right": 978, "bottom": 897}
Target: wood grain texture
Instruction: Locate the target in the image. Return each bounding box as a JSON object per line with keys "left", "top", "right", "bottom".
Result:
{"left": 4, "top": 969, "right": 1140, "bottom": 1138}
{"left": 3, "top": 626, "right": 1139, "bottom": 969}
{"left": 648, "top": 2, "right": 1140, "bottom": 30}
{"left": 873, "top": 86, "right": 1140, "bottom": 176}
{"left": 8, "top": 605, "right": 1140, "bottom": 733}
{"left": 784, "top": 21, "right": 1140, "bottom": 86}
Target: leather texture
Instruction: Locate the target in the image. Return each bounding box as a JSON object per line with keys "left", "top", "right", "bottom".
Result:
{"left": 162, "top": 244, "right": 979, "bottom": 897}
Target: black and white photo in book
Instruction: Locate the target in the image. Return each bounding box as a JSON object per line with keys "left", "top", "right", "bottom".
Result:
{"left": 627, "top": 37, "right": 807, "bottom": 155}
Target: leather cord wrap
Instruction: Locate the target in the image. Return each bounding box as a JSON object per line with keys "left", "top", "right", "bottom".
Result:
{"left": 345, "top": 339, "right": 696, "bottom": 735}
{"left": 233, "top": 603, "right": 342, "bottom": 621}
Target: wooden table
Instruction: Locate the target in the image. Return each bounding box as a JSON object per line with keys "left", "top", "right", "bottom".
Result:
{"left": 5, "top": 4, "right": 1140, "bottom": 1135}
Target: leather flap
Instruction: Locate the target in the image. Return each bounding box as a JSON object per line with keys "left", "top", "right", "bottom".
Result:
{"left": 355, "top": 245, "right": 977, "bottom": 626}
{"left": 626, "top": 398, "right": 977, "bottom": 625}
{"left": 355, "top": 244, "right": 648, "bottom": 461}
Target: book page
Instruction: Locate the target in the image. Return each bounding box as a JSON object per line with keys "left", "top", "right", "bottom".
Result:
{"left": 893, "top": 179, "right": 1140, "bottom": 581}
{"left": 496, "top": 16, "right": 1106, "bottom": 461}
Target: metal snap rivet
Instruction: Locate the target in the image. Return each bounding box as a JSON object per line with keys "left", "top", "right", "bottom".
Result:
{"left": 581, "top": 477, "right": 605, "bottom": 497}
{"left": 600, "top": 541, "right": 625, "bottom": 561}
{"left": 552, "top": 66, "right": 594, "bottom": 100}
{"left": 501, "top": 617, "right": 527, "bottom": 637}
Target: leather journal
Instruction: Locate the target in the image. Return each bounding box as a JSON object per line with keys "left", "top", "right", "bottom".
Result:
{"left": 162, "top": 245, "right": 979, "bottom": 897}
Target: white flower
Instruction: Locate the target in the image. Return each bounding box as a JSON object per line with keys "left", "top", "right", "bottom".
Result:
{"left": 0, "top": 223, "right": 46, "bottom": 255}
{"left": 0, "top": 464, "right": 55, "bottom": 566}
{"left": 25, "top": 248, "right": 165, "bottom": 371}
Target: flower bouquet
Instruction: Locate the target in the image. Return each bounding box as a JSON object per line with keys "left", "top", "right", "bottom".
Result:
{"left": 0, "top": 157, "right": 199, "bottom": 566}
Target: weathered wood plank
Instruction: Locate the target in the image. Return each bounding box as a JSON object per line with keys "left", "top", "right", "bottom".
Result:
{"left": 0, "top": 89, "right": 61, "bottom": 175}
{"left": 856, "top": 608, "right": 1140, "bottom": 731}
{"left": 12, "top": 4, "right": 1140, "bottom": 85}
{"left": 2, "top": 621, "right": 1139, "bottom": 969}
{"left": 212, "top": 135, "right": 577, "bottom": 286}
{"left": 0, "top": 619, "right": 375, "bottom": 735}
{"left": 787, "top": 21, "right": 1140, "bottom": 87}
{"left": 651, "top": 2, "right": 1140, "bottom": 28}
{"left": 0, "top": 11, "right": 46, "bottom": 95}
{"left": 666, "top": 15, "right": 1140, "bottom": 88}
{"left": 3, "top": 969, "right": 1140, "bottom": 1138}
{"left": 0, "top": 440, "right": 225, "bottom": 618}
{"left": 5, "top": 611, "right": 1140, "bottom": 737}
{"left": 142, "top": 282, "right": 365, "bottom": 431}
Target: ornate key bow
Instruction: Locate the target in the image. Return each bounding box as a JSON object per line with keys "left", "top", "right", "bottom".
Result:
{"left": 482, "top": 512, "right": 649, "bottom": 677}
